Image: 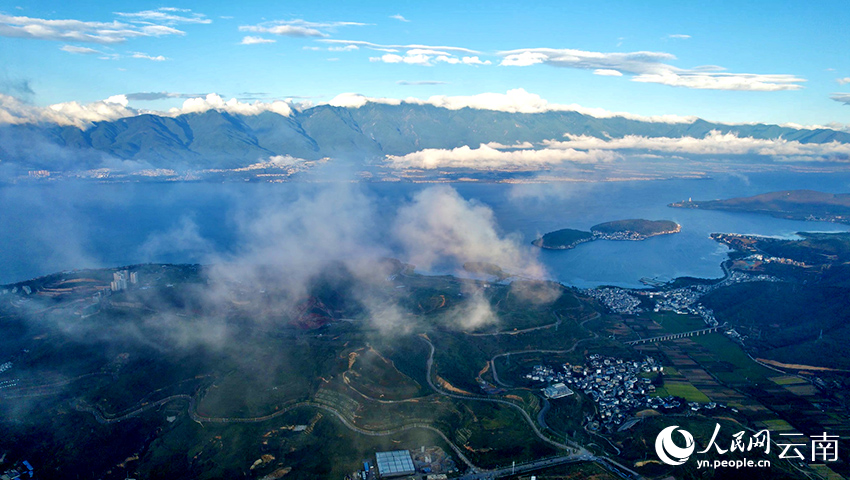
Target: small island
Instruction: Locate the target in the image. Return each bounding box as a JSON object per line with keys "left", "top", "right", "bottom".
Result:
{"left": 669, "top": 189, "right": 850, "bottom": 224}
{"left": 533, "top": 219, "right": 681, "bottom": 249}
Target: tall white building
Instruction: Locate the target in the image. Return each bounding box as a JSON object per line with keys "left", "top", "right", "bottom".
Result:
{"left": 110, "top": 270, "right": 138, "bottom": 291}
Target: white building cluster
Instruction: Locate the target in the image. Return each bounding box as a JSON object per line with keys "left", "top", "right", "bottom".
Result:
{"left": 110, "top": 270, "right": 138, "bottom": 292}
{"left": 646, "top": 271, "right": 780, "bottom": 327}
{"left": 527, "top": 355, "right": 668, "bottom": 428}
{"left": 582, "top": 287, "right": 642, "bottom": 314}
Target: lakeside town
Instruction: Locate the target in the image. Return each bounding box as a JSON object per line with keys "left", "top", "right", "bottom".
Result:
{"left": 581, "top": 270, "right": 781, "bottom": 327}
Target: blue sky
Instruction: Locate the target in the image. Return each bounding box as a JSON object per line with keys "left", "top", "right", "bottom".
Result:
{"left": 1, "top": 0, "right": 849, "bottom": 126}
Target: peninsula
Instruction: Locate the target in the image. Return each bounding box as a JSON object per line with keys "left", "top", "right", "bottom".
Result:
{"left": 668, "top": 189, "right": 850, "bottom": 224}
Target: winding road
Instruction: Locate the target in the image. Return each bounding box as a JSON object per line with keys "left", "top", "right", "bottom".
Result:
{"left": 420, "top": 335, "right": 583, "bottom": 455}
{"left": 489, "top": 311, "right": 601, "bottom": 388}
{"left": 69, "top": 308, "right": 653, "bottom": 479}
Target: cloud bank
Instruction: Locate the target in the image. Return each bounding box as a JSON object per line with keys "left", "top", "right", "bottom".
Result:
{"left": 0, "top": 93, "right": 136, "bottom": 128}
{"left": 196, "top": 184, "right": 548, "bottom": 335}
{"left": 0, "top": 93, "right": 296, "bottom": 127}
{"left": 385, "top": 143, "right": 618, "bottom": 170}
{"left": 385, "top": 131, "right": 850, "bottom": 170}
{"left": 171, "top": 93, "right": 293, "bottom": 117}
{"left": 544, "top": 131, "right": 850, "bottom": 159}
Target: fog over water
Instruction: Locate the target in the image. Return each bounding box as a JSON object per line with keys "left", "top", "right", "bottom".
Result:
{"left": 1, "top": 171, "right": 849, "bottom": 288}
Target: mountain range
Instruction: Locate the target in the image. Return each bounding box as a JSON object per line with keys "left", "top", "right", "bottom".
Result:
{"left": 1, "top": 102, "right": 849, "bottom": 172}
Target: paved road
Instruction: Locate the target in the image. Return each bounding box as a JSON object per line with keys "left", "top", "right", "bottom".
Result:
{"left": 464, "top": 310, "right": 566, "bottom": 337}
{"left": 421, "top": 335, "right": 584, "bottom": 455}
{"left": 458, "top": 454, "right": 595, "bottom": 480}
{"left": 75, "top": 395, "right": 481, "bottom": 470}
{"left": 72, "top": 318, "right": 651, "bottom": 480}
{"left": 489, "top": 311, "right": 601, "bottom": 388}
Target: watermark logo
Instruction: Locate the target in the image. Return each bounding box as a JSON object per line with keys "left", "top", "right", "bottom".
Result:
{"left": 654, "top": 423, "right": 840, "bottom": 469}
{"left": 655, "top": 425, "right": 695, "bottom": 465}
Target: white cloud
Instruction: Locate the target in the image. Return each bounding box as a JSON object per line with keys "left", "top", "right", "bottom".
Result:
{"left": 320, "top": 39, "right": 480, "bottom": 54}
{"left": 131, "top": 52, "right": 168, "bottom": 61}
{"left": 241, "top": 36, "right": 275, "bottom": 45}
{"left": 501, "top": 48, "right": 673, "bottom": 71}
{"left": 266, "top": 155, "right": 306, "bottom": 166}
{"left": 631, "top": 72, "right": 804, "bottom": 91}
{"left": 593, "top": 69, "right": 623, "bottom": 76}
{"left": 171, "top": 93, "right": 293, "bottom": 117}
{"left": 542, "top": 131, "right": 850, "bottom": 161}
{"left": 114, "top": 8, "right": 210, "bottom": 25}
{"left": 500, "top": 50, "right": 550, "bottom": 67}
{"left": 837, "top": 78, "right": 850, "bottom": 85}
{"left": 243, "top": 25, "right": 324, "bottom": 37}
{"left": 384, "top": 131, "right": 850, "bottom": 170}
{"left": 61, "top": 45, "right": 102, "bottom": 55}
{"left": 328, "top": 44, "right": 358, "bottom": 51}
{"left": 831, "top": 93, "right": 850, "bottom": 105}
{"left": 0, "top": 13, "right": 185, "bottom": 43}
{"left": 484, "top": 141, "right": 534, "bottom": 149}
{"left": 462, "top": 56, "right": 490, "bottom": 65}
{"left": 0, "top": 93, "right": 298, "bottom": 128}
{"left": 0, "top": 93, "right": 137, "bottom": 128}
{"left": 371, "top": 53, "right": 402, "bottom": 63}
{"left": 327, "top": 89, "right": 696, "bottom": 123}
{"left": 390, "top": 14, "right": 410, "bottom": 22}
{"left": 498, "top": 47, "right": 805, "bottom": 91}
{"left": 365, "top": 45, "right": 491, "bottom": 66}
{"left": 124, "top": 92, "right": 206, "bottom": 101}
{"left": 239, "top": 19, "right": 367, "bottom": 38}
{"left": 394, "top": 186, "right": 546, "bottom": 278}
{"left": 397, "top": 80, "right": 449, "bottom": 85}
{"left": 385, "top": 143, "right": 619, "bottom": 170}
{"left": 667, "top": 34, "right": 691, "bottom": 39}
{"left": 328, "top": 92, "right": 401, "bottom": 108}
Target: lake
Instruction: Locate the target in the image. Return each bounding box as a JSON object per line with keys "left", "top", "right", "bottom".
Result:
{"left": 1, "top": 171, "right": 848, "bottom": 287}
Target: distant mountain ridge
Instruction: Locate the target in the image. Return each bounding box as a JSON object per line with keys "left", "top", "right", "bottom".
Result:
{"left": 2, "top": 102, "right": 849, "bottom": 171}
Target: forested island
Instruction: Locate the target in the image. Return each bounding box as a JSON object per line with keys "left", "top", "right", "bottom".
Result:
{"left": 669, "top": 189, "right": 850, "bottom": 224}
{"left": 532, "top": 219, "right": 681, "bottom": 249}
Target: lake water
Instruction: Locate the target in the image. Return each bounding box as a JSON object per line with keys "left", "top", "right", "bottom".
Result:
{"left": 1, "top": 171, "right": 849, "bottom": 287}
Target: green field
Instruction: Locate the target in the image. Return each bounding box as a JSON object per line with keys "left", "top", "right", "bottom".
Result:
{"left": 690, "top": 333, "right": 776, "bottom": 385}
{"left": 648, "top": 312, "right": 707, "bottom": 334}
{"left": 658, "top": 382, "right": 711, "bottom": 403}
